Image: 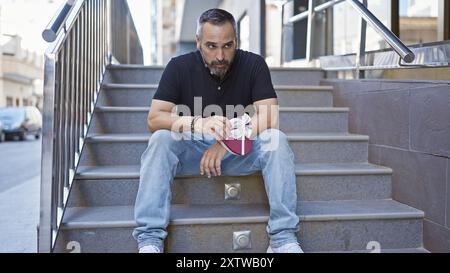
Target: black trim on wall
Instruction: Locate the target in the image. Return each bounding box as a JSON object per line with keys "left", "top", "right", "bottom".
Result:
{"left": 444, "top": 0, "right": 450, "bottom": 40}
{"left": 391, "top": 0, "right": 399, "bottom": 37}
{"left": 260, "top": 0, "right": 266, "bottom": 58}
{"left": 293, "top": 0, "right": 308, "bottom": 59}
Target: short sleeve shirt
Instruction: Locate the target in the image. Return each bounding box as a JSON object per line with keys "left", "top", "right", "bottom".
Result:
{"left": 153, "top": 49, "right": 277, "bottom": 119}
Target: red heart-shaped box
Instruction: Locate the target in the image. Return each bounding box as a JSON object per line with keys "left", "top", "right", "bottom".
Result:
{"left": 221, "top": 138, "right": 252, "bottom": 156}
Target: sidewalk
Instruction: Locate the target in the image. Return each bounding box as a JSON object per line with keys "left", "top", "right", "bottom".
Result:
{"left": 0, "top": 175, "right": 40, "bottom": 253}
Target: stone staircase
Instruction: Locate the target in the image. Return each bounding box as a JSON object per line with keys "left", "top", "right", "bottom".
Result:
{"left": 54, "top": 65, "right": 427, "bottom": 253}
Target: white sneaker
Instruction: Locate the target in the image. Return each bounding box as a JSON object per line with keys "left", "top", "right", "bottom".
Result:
{"left": 267, "top": 242, "right": 304, "bottom": 253}
{"left": 139, "top": 245, "right": 162, "bottom": 253}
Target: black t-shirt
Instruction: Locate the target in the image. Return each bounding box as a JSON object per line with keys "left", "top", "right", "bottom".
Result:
{"left": 152, "top": 49, "right": 277, "bottom": 119}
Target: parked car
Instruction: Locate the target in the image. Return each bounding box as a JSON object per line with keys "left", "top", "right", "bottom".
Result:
{"left": 0, "top": 120, "right": 5, "bottom": 142}
{"left": 0, "top": 106, "right": 42, "bottom": 141}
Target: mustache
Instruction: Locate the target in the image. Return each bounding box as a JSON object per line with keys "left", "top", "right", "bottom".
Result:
{"left": 210, "top": 60, "right": 230, "bottom": 66}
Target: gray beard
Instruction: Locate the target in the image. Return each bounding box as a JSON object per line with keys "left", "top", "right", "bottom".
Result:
{"left": 199, "top": 48, "right": 234, "bottom": 80}
{"left": 209, "top": 66, "right": 228, "bottom": 79}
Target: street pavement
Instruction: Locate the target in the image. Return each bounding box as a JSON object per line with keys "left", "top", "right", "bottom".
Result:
{"left": 0, "top": 137, "right": 41, "bottom": 252}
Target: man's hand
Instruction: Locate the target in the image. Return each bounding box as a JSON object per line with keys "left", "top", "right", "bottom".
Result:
{"left": 200, "top": 142, "right": 228, "bottom": 178}
{"left": 194, "top": 116, "right": 232, "bottom": 141}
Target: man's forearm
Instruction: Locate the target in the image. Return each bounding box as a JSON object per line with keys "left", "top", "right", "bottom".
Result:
{"left": 250, "top": 107, "right": 279, "bottom": 139}
{"left": 149, "top": 106, "right": 279, "bottom": 138}
{"left": 148, "top": 111, "right": 195, "bottom": 133}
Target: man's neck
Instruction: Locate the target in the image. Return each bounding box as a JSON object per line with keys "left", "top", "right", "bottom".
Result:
{"left": 212, "top": 73, "right": 225, "bottom": 82}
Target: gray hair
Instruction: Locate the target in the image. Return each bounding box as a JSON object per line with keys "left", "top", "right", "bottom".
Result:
{"left": 196, "top": 8, "right": 237, "bottom": 39}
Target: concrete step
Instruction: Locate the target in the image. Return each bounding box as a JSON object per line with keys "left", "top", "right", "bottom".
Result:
{"left": 99, "top": 84, "right": 334, "bottom": 107}
{"left": 316, "top": 247, "right": 429, "bottom": 253}
{"left": 69, "top": 163, "right": 392, "bottom": 207}
{"left": 275, "top": 85, "right": 333, "bottom": 107}
{"left": 54, "top": 199, "right": 423, "bottom": 253}
{"left": 105, "top": 65, "right": 164, "bottom": 85}
{"left": 90, "top": 106, "right": 349, "bottom": 134}
{"left": 79, "top": 133, "right": 369, "bottom": 166}
{"left": 269, "top": 67, "right": 325, "bottom": 86}
{"left": 105, "top": 65, "right": 325, "bottom": 86}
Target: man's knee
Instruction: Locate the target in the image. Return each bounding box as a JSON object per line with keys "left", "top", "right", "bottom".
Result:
{"left": 257, "top": 128, "right": 289, "bottom": 152}
{"left": 259, "top": 128, "right": 287, "bottom": 140}
{"left": 149, "top": 129, "right": 178, "bottom": 145}
{"left": 141, "top": 130, "right": 181, "bottom": 163}
{"left": 146, "top": 129, "right": 183, "bottom": 154}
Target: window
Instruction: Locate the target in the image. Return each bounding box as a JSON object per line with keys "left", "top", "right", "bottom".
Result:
{"left": 6, "top": 97, "right": 13, "bottom": 107}
{"left": 238, "top": 14, "right": 250, "bottom": 51}
{"left": 399, "top": 0, "right": 439, "bottom": 44}
{"left": 333, "top": 1, "right": 392, "bottom": 55}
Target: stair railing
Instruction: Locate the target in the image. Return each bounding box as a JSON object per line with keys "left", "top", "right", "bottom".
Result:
{"left": 39, "top": 0, "right": 143, "bottom": 252}
{"left": 282, "top": 0, "right": 415, "bottom": 74}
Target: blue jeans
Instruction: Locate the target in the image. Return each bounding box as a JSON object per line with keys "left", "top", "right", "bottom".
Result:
{"left": 133, "top": 128, "right": 299, "bottom": 251}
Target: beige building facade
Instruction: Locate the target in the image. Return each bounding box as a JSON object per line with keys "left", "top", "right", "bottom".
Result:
{"left": 0, "top": 35, "right": 43, "bottom": 110}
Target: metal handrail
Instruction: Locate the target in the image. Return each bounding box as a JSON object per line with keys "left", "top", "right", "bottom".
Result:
{"left": 287, "top": 0, "right": 345, "bottom": 24}
{"left": 39, "top": 0, "right": 143, "bottom": 252}
{"left": 347, "top": 0, "right": 414, "bottom": 63}
{"left": 42, "top": 0, "right": 76, "bottom": 42}
{"left": 283, "top": 0, "right": 415, "bottom": 66}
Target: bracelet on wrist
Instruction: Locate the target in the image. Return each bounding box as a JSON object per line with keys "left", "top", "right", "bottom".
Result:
{"left": 191, "top": 116, "right": 201, "bottom": 134}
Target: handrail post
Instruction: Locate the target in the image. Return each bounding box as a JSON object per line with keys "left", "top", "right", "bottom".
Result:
{"left": 356, "top": 0, "right": 367, "bottom": 78}
{"left": 305, "top": 0, "right": 315, "bottom": 62}
{"left": 39, "top": 52, "right": 57, "bottom": 253}
{"left": 280, "top": 2, "right": 285, "bottom": 65}
{"left": 107, "top": 0, "right": 112, "bottom": 64}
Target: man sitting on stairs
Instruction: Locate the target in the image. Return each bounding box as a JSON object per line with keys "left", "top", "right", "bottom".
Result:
{"left": 133, "top": 8, "right": 303, "bottom": 253}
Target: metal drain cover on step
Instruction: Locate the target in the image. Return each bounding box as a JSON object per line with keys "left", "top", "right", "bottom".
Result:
{"left": 233, "top": 230, "right": 252, "bottom": 250}
{"left": 225, "top": 183, "right": 241, "bottom": 200}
